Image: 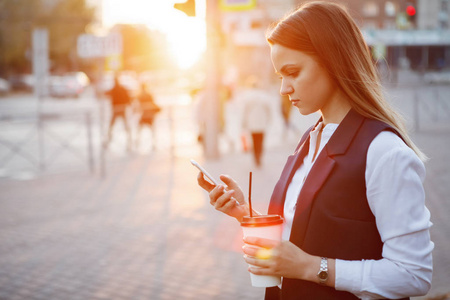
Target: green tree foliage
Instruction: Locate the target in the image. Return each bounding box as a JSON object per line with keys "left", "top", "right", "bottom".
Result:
{"left": 0, "top": 0, "right": 95, "bottom": 75}
{"left": 45, "top": 0, "right": 95, "bottom": 71}
{"left": 0, "top": 0, "right": 43, "bottom": 74}
{"left": 0, "top": 0, "right": 180, "bottom": 76}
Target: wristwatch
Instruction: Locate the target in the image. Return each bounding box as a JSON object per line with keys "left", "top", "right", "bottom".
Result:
{"left": 317, "top": 257, "right": 328, "bottom": 285}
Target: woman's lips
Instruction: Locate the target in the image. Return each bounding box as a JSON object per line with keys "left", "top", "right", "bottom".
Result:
{"left": 290, "top": 99, "right": 299, "bottom": 105}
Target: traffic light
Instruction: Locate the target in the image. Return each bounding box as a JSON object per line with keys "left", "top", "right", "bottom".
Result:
{"left": 406, "top": 5, "right": 416, "bottom": 16}
{"left": 174, "top": 0, "right": 196, "bottom": 17}
{"left": 406, "top": 1, "right": 417, "bottom": 26}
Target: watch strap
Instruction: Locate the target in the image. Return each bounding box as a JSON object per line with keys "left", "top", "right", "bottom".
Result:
{"left": 317, "top": 257, "right": 328, "bottom": 285}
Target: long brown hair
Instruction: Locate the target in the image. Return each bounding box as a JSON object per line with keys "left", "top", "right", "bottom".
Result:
{"left": 267, "top": 1, "right": 426, "bottom": 161}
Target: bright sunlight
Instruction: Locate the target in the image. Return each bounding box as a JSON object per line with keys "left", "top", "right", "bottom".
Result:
{"left": 102, "top": 0, "right": 206, "bottom": 69}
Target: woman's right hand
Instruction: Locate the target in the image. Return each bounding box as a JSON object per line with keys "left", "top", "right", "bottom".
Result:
{"left": 197, "top": 173, "right": 249, "bottom": 222}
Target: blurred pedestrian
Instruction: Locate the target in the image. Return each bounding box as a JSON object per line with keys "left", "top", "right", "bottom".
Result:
{"left": 241, "top": 77, "right": 272, "bottom": 167}
{"left": 135, "top": 83, "right": 161, "bottom": 150}
{"left": 197, "top": 2, "right": 433, "bottom": 300}
{"left": 105, "top": 75, "right": 132, "bottom": 149}
{"left": 191, "top": 88, "right": 207, "bottom": 149}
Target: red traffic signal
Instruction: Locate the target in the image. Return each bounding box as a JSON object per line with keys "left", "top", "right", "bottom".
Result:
{"left": 406, "top": 5, "right": 416, "bottom": 16}
{"left": 174, "top": 0, "right": 196, "bottom": 17}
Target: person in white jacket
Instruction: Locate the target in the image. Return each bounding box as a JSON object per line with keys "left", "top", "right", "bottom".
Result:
{"left": 240, "top": 77, "right": 272, "bottom": 167}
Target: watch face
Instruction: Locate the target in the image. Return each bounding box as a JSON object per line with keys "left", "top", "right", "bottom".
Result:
{"left": 318, "top": 271, "right": 328, "bottom": 280}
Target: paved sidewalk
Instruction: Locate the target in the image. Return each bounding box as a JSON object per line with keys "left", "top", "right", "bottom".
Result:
{"left": 0, "top": 84, "right": 449, "bottom": 299}
{"left": 1, "top": 128, "right": 449, "bottom": 300}
{"left": 0, "top": 143, "right": 290, "bottom": 300}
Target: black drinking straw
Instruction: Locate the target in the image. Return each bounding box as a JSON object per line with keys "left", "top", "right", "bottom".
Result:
{"left": 248, "top": 172, "right": 253, "bottom": 218}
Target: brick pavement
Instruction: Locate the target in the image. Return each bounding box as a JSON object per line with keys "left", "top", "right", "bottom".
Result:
{"left": 0, "top": 144, "right": 291, "bottom": 299}
{"left": 0, "top": 83, "right": 449, "bottom": 299}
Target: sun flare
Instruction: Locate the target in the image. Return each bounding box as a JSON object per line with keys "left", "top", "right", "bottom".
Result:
{"left": 165, "top": 15, "right": 206, "bottom": 69}
{"left": 102, "top": 0, "right": 206, "bottom": 69}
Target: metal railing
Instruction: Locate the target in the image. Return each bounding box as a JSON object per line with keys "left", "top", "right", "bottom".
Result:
{"left": 412, "top": 84, "right": 450, "bottom": 132}
{"left": 0, "top": 111, "right": 94, "bottom": 177}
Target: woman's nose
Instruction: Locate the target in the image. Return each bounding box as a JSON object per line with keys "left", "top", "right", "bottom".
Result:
{"left": 280, "top": 81, "right": 293, "bottom": 96}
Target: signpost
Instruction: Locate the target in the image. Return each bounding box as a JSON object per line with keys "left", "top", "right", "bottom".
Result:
{"left": 32, "top": 28, "right": 49, "bottom": 99}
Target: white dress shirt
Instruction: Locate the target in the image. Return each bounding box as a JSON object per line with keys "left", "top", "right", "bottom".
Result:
{"left": 282, "top": 122, "right": 434, "bottom": 299}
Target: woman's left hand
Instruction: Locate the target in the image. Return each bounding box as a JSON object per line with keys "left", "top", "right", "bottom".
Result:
{"left": 242, "top": 237, "right": 317, "bottom": 281}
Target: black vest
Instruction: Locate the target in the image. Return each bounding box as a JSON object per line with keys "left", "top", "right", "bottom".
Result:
{"left": 266, "top": 110, "right": 408, "bottom": 300}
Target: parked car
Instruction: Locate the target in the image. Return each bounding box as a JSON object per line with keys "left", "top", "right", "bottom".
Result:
{"left": 71, "top": 72, "right": 90, "bottom": 88}
{"left": 48, "top": 72, "right": 90, "bottom": 98}
{"left": 0, "top": 78, "right": 11, "bottom": 95}
{"left": 9, "top": 74, "right": 35, "bottom": 92}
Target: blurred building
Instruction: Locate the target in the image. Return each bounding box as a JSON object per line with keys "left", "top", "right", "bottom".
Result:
{"left": 220, "top": 0, "right": 296, "bottom": 87}
{"left": 418, "top": 0, "right": 449, "bottom": 29}
{"left": 221, "top": 0, "right": 450, "bottom": 88}
{"left": 350, "top": 0, "right": 412, "bottom": 30}
{"left": 292, "top": 0, "right": 449, "bottom": 30}
{"left": 297, "top": 0, "right": 413, "bottom": 30}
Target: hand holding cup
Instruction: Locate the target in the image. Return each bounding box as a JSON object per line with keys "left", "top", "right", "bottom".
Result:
{"left": 241, "top": 215, "right": 284, "bottom": 287}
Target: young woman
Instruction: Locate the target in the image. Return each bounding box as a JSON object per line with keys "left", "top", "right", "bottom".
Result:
{"left": 196, "top": 2, "right": 433, "bottom": 299}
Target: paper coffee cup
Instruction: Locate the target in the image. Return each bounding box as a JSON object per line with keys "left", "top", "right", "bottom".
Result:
{"left": 241, "top": 215, "right": 284, "bottom": 287}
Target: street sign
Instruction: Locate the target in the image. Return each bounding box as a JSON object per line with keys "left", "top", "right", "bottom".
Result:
{"left": 220, "top": 0, "right": 256, "bottom": 12}
{"left": 77, "top": 33, "right": 122, "bottom": 58}
{"left": 32, "top": 28, "right": 49, "bottom": 98}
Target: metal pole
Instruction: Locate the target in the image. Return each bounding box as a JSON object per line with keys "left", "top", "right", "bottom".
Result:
{"left": 421, "top": 46, "right": 429, "bottom": 75}
{"left": 99, "top": 98, "right": 106, "bottom": 178}
{"left": 38, "top": 116, "right": 45, "bottom": 172}
{"left": 445, "top": 46, "right": 450, "bottom": 69}
{"left": 169, "top": 104, "right": 175, "bottom": 156}
{"left": 86, "top": 112, "right": 94, "bottom": 174}
{"left": 413, "top": 87, "right": 420, "bottom": 132}
{"left": 434, "top": 86, "right": 440, "bottom": 122}
{"left": 204, "top": 0, "right": 221, "bottom": 159}
{"left": 97, "top": 58, "right": 106, "bottom": 178}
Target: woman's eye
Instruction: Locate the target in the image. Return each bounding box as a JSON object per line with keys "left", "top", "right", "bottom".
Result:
{"left": 288, "top": 71, "right": 299, "bottom": 77}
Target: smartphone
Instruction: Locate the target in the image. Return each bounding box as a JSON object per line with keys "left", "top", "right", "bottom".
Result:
{"left": 190, "top": 159, "right": 220, "bottom": 186}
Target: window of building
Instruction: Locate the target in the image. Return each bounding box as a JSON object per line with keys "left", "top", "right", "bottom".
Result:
{"left": 439, "top": 0, "right": 449, "bottom": 28}
{"left": 385, "top": 1, "right": 397, "bottom": 17}
{"left": 442, "top": 0, "right": 449, "bottom": 11}
{"left": 363, "top": 2, "right": 379, "bottom": 17}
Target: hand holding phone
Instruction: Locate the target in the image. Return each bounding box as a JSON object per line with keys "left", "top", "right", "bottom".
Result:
{"left": 192, "top": 159, "right": 248, "bottom": 219}
{"left": 190, "top": 159, "right": 220, "bottom": 186}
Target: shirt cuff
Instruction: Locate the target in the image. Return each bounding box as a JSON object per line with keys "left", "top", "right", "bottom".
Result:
{"left": 335, "top": 259, "right": 363, "bottom": 294}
